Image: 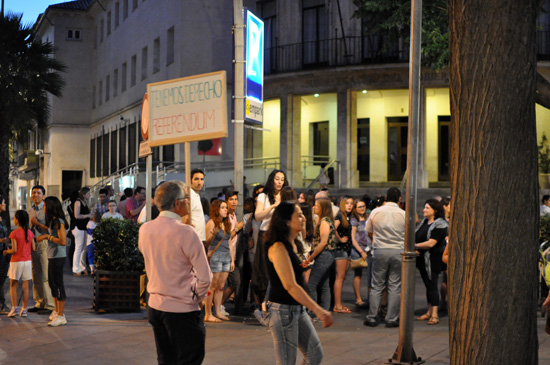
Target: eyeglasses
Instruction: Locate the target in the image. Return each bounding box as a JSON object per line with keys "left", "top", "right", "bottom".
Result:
{"left": 356, "top": 205, "right": 366, "bottom": 209}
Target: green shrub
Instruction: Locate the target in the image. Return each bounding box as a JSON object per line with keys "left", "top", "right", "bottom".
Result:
{"left": 539, "top": 133, "right": 550, "bottom": 174}
{"left": 92, "top": 218, "right": 144, "bottom": 272}
{"left": 540, "top": 215, "right": 550, "bottom": 243}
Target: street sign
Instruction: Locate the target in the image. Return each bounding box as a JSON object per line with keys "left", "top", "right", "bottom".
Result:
{"left": 244, "top": 9, "right": 264, "bottom": 124}
{"left": 139, "top": 140, "right": 152, "bottom": 158}
{"left": 147, "top": 71, "right": 228, "bottom": 147}
{"left": 141, "top": 93, "right": 150, "bottom": 140}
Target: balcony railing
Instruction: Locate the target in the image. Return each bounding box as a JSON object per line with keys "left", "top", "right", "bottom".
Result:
{"left": 265, "top": 31, "right": 550, "bottom": 75}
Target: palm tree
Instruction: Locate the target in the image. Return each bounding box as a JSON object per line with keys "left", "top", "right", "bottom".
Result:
{"left": 0, "top": 12, "right": 66, "bottom": 224}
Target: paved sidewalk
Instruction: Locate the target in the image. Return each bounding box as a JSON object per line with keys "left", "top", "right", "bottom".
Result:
{"left": 0, "top": 263, "right": 548, "bottom": 364}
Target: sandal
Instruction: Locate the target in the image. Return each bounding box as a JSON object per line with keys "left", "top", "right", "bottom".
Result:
{"left": 427, "top": 316, "right": 440, "bottom": 325}
{"left": 355, "top": 301, "right": 368, "bottom": 308}
{"left": 416, "top": 313, "right": 431, "bottom": 321}
{"left": 333, "top": 306, "right": 352, "bottom": 314}
{"left": 215, "top": 314, "right": 230, "bottom": 321}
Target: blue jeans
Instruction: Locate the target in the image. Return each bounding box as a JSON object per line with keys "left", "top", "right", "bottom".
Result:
{"left": 266, "top": 302, "right": 324, "bottom": 365}
{"left": 307, "top": 250, "right": 334, "bottom": 310}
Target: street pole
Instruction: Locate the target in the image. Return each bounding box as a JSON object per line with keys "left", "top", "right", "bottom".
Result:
{"left": 233, "top": 0, "right": 244, "bottom": 218}
{"left": 389, "top": 0, "right": 423, "bottom": 363}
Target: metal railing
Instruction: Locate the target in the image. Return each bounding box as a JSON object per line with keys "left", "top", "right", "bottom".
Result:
{"left": 302, "top": 156, "right": 340, "bottom": 190}
{"left": 265, "top": 30, "right": 550, "bottom": 75}
{"left": 265, "top": 35, "right": 409, "bottom": 75}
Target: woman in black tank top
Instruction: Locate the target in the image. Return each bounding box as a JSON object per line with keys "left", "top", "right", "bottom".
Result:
{"left": 72, "top": 187, "right": 92, "bottom": 276}
{"left": 264, "top": 201, "right": 333, "bottom": 365}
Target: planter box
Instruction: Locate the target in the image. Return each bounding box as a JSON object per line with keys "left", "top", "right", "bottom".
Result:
{"left": 93, "top": 270, "right": 141, "bottom": 312}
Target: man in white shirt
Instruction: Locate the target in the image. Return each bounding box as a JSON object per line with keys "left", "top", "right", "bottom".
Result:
{"left": 541, "top": 195, "right": 550, "bottom": 216}
{"left": 190, "top": 169, "right": 206, "bottom": 242}
{"left": 364, "top": 187, "right": 406, "bottom": 328}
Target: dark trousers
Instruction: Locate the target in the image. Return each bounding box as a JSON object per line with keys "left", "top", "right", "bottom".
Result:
{"left": 418, "top": 264, "right": 440, "bottom": 307}
{"left": 48, "top": 257, "right": 67, "bottom": 301}
{"left": 147, "top": 307, "right": 205, "bottom": 365}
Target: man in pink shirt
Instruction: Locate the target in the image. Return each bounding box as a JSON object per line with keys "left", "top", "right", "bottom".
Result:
{"left": 139, "top": 181, "right": 212, "bottom": 364}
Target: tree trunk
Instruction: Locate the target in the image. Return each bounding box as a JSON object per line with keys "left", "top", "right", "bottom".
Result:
{"left": 449, "top": 0, "right": 539, "bottom": 364}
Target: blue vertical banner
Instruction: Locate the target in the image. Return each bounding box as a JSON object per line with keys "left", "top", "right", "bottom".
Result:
{"left": 245, "top": 9, "right": 264, "bottom": 124}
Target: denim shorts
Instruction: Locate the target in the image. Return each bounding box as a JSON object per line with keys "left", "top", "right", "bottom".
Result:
{"left": 332, "top": 249, "right": 349, "bottom": 260}
{"left": 208, "top": 250, "right": 231, "bottom": 273}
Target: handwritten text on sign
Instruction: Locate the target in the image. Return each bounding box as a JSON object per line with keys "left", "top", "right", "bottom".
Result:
{"left": 147, "top": 71, "right": 227, "bottom": 146}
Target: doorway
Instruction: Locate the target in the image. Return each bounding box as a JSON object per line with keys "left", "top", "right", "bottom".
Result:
{"left": 438, "top": 116, "right": 451, "bottom": 181}
{"left": 311, "top": 121, "right": 329, "bottom": 165}
{"left": 62, "top": 170, "right": 83, "bottom": 201}
{"left": 357, "top": 118, "right": 370, "bottom": 180}
{"left": 387, "top": 117, "right": 408, "bottom": 181}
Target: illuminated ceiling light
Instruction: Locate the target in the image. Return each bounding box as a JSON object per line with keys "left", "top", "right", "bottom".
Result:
{"left": 314, "top": 93, "right": 319, "bottom": 97}
{"left": 362, "top": 90, "right": 367, "bottom": 94}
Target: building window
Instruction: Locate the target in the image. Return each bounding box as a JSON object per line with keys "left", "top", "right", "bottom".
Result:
{"left": 115, "top": 2, "right": 120, "bottom": 28}
{"left": 260, "top": 1, "right": 277, "bottom": 74}
{"left": 167, "top": 26, "right": 175, "bottom": 65}
{"left": 67, "top": 28, "right": 81, "bottom": 40}
{"left": 98, "top": 80, "right": 103, "bottom": 105}
{"left": 119, "top": 126, "right": 127, "bottom": 169}
{"left": 153, "top": 37, "right": 160, "bottom": 74}
{"left": 123, "top": 0, "right": 129, "bottom": 20}
{"left": 90, "top": 138, "right": 96, "bottom": 178}
{"left": 133, "top": 0, "right": 138, "bottom": 12}
{"left": 122, "top": 62, "right": 127, "bottom": 92}
{"left": 103, "top": 132, "right": 109, "bottom": 178}
{"left": 141, "top": 46, "right": 148, "bottom": 80}
{"left": 106, "top": 75, "right": 110, "bottom": 101}
{"left": 302, "top": 1, "right": 329, "bottom": 66}
{"left": 107, "top": 12, "right": 111, "bottom": 36}
{"left": 96, "top": 135, "right": 103, "bottom": 177}
{"left": 92, "top": 85, "right": 96, "bottom": 109}
{"left": 100, "top": 19, "right": 104, "bottom": 42}
{"left": 113, "top": 69, "right": 118, "bottom": 97}
{"left": 131, "top": 55, "right": 137, "bottom": 86}
{"left": 110, "top": 129, "right": 118, "bottom": 174}
{"left": 128, "top": 123, "right": 137, "bottom": 165}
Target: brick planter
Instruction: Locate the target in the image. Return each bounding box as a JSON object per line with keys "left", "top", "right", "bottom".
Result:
{"left": 93, "top": 270, "right": 141, "bottom": 312}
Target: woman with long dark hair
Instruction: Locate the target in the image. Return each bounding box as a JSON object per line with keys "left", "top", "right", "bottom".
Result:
{"left": 302, "top": 197, "right": 337, "bottom": 312}
{"left": 333, "top": 196, "right": 354, "bottom": 313}
{"left": 264, "top": 201, "right": 332, "bottom": 364}
{"left": 252, "top": 169, "right": 288, "bottom": 306}
{"left": 204, "top": 200, "right": 234, "bottom": 322}
{"left": 72, "top": 187, "right": 92, "bottom": 276}
{"left": 414, "top": 199, "right": 448, "bottom": 325}
{"left": 36, "top": 196, "right": 68, "bottom": 326}
{"left": 350, "top": 198, "right": 372, "bottom": 307}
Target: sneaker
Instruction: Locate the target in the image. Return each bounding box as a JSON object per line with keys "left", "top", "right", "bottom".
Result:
{"left": 48, "top": 314, "right": 67, "bottom": 327}
{"left": 27, "top": 306, "right": 41, "bottom": 313}
{"left": 219, "top": 305, "right": 229, "bottom": 316}
{"left": 19, "top": 308, "right": 27, "bottom": 317}
{"left": 385, "top": 321, "right": 399, "bottom": 328}
{"left": 49, "top": 311, "right": 58, "bottom": 321}
{"left": 7, "top": 307, "right": 17, "bottom": 318}
{"left": 0, "top": 305, "right": 11, "bottom": 314}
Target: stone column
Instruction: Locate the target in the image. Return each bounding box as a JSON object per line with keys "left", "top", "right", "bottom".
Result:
{"left": 336, "top": 88, "right": 359, "bottom": 188}
{"left": 280, "top": 94, "right": 303, "bottom": 187}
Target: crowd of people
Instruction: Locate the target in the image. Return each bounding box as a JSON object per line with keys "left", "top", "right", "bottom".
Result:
{"left": 0, "top": 169, "right": 457, "bottom": 362}
{"left": 135, "top": 168, "right": 455, "bottom": 364}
